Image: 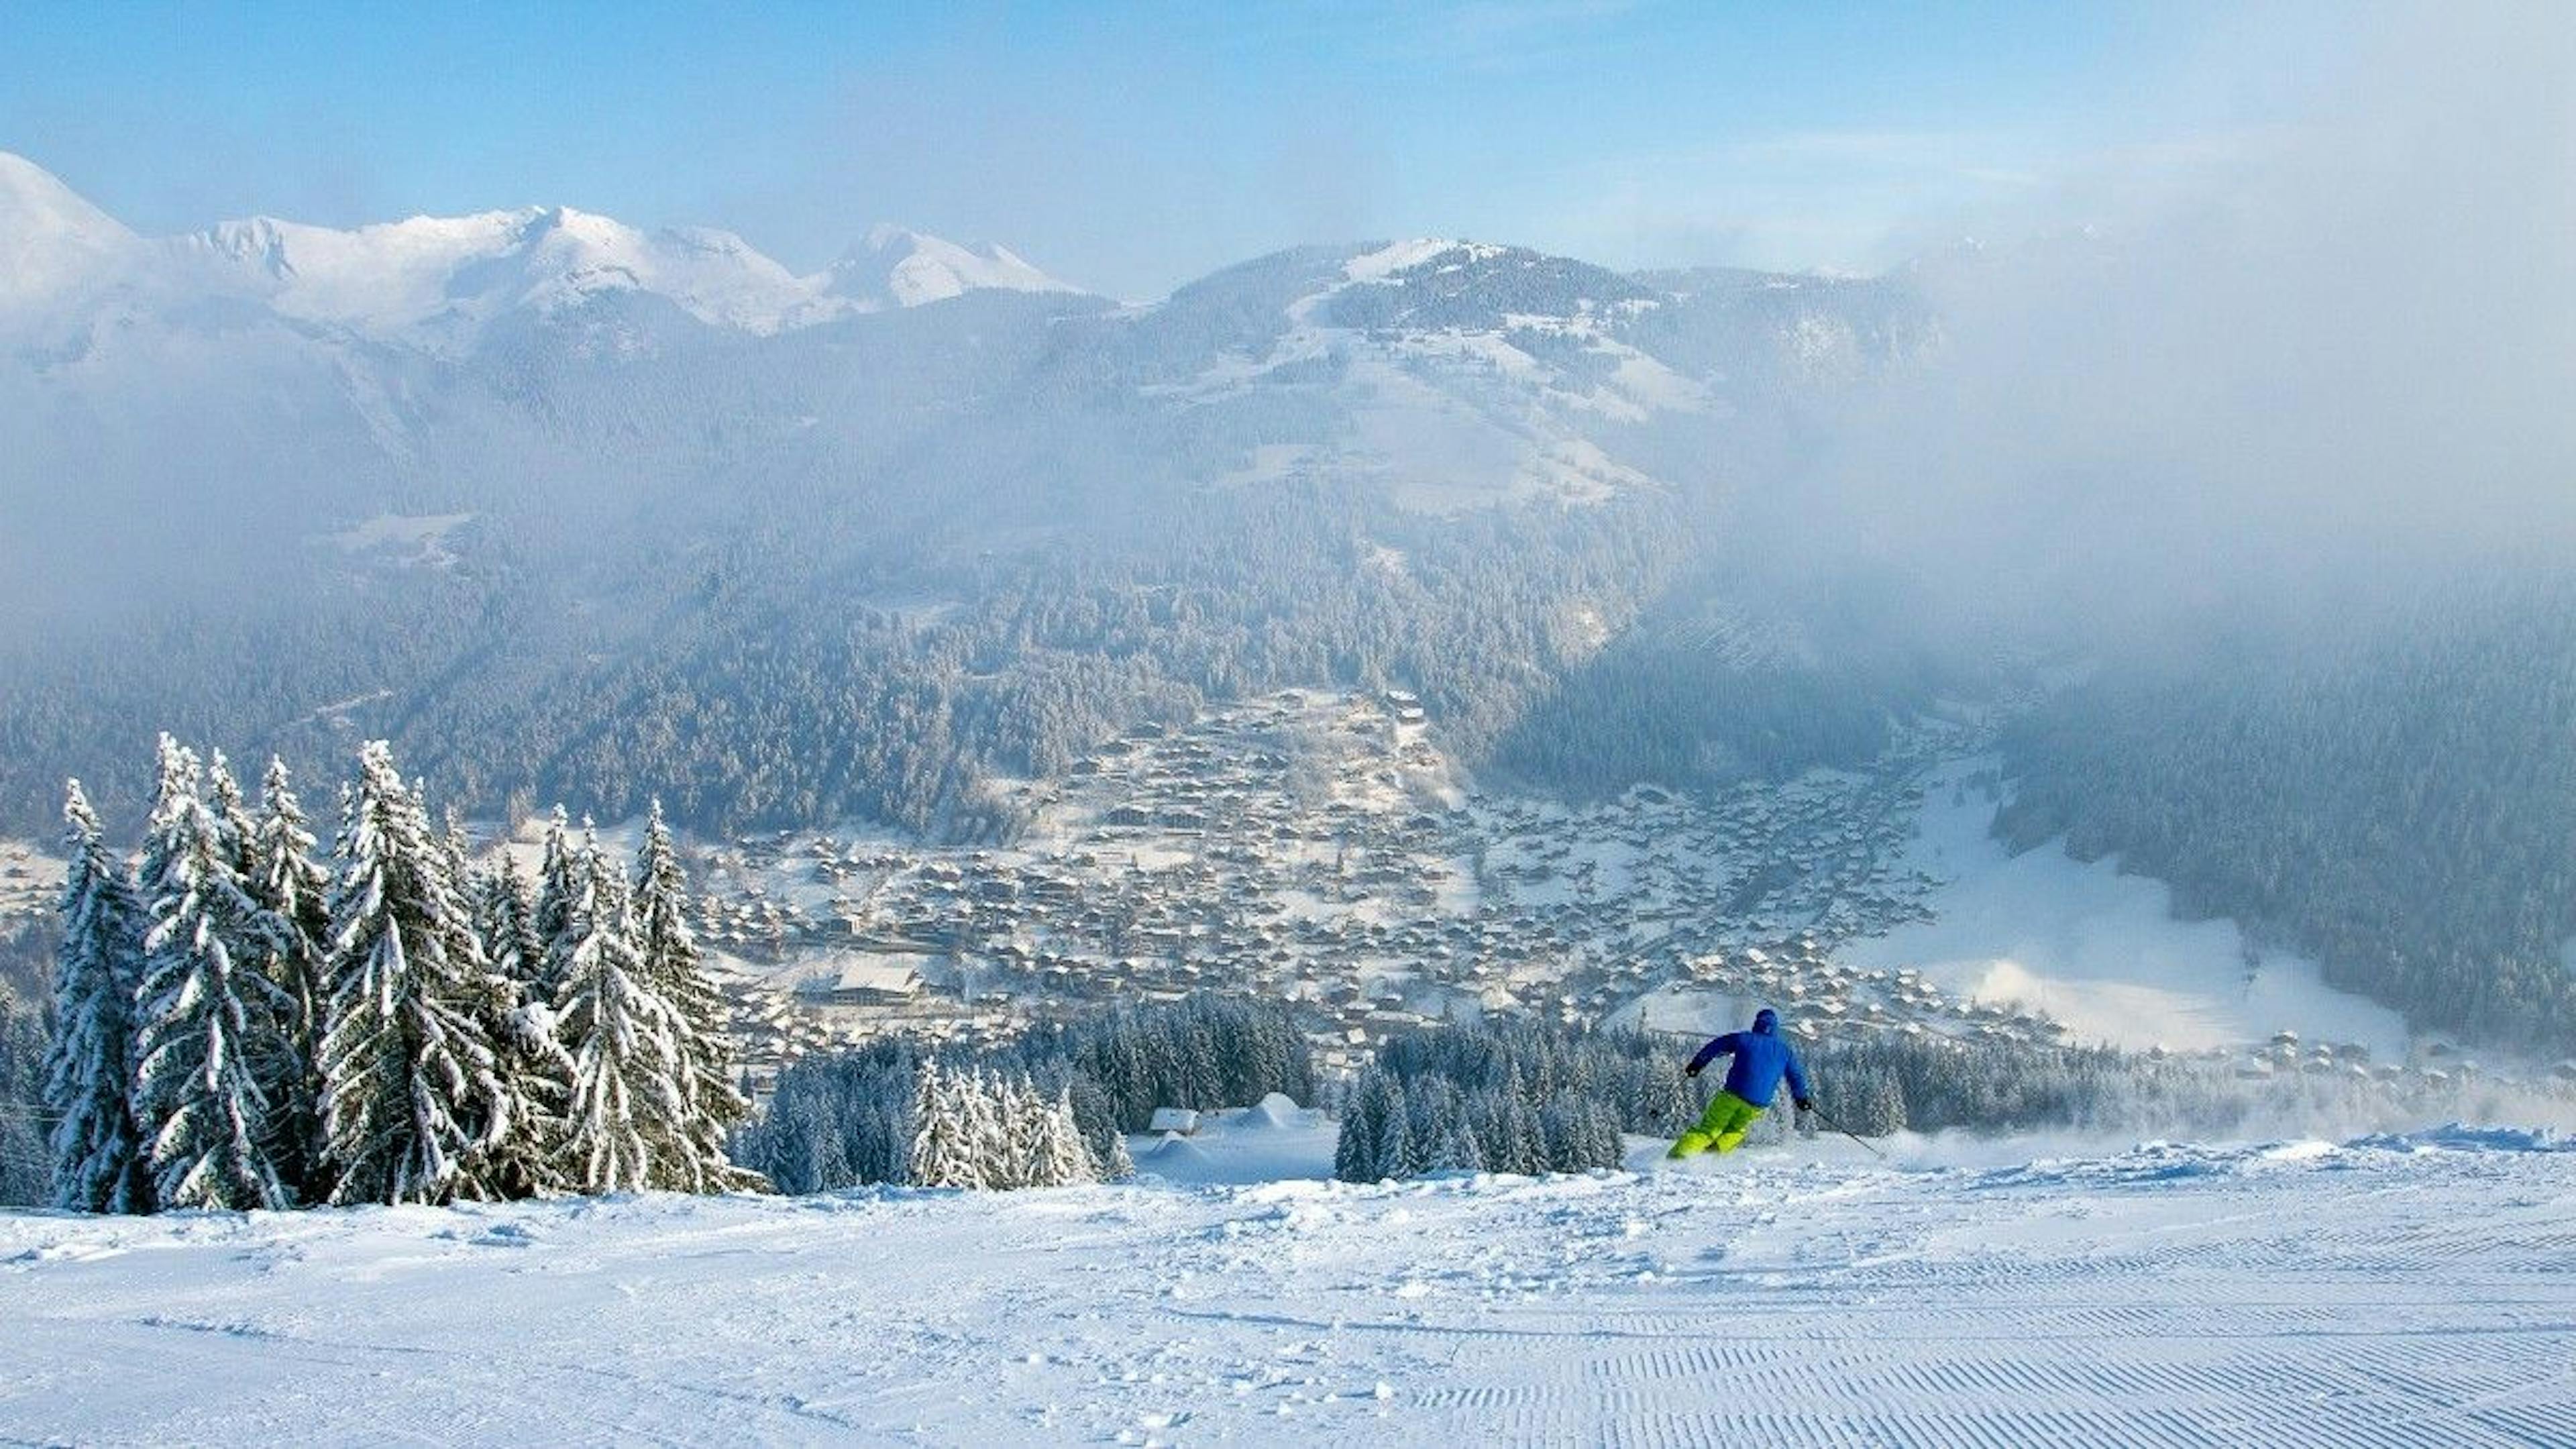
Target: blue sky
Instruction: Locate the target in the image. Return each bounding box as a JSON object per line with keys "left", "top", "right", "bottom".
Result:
{"left": 1, "top": 1, "right": 2288, "bottom": 297}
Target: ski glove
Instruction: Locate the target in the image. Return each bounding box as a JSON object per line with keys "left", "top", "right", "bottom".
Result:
{"left": 1684, "top": 1063, "right": 1702, "bottom": 1078}
{"left": 1794, "top": 1097, "right": 1815, "bottom": 1112}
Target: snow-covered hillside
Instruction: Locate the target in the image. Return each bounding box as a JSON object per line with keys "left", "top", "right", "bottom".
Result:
{"left": 1837, "top": 757, "right": 2412, "bottom": 1057}
{"left": 7, "top": 1127, "right": 2571, "bottom": 1444}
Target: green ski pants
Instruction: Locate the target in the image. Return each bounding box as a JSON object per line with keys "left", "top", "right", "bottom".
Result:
{"left": 1669, "top": 1090, "right": 1764, "bottom": 1159}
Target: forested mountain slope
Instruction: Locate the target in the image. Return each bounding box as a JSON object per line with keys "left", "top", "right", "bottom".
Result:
{"left": 1998, "top": 585, "right": 2576, "bottom": 1052}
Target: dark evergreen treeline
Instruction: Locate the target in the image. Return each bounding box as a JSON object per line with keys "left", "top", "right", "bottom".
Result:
{"left": 1334, "top": 1019, "right": 1699, "bottom": 1180}
{"left": 1800, "top": 1036, "right": 2135, "bottom": 1137}
{"left": 37, "top": 736, "right": 756, "bottom": 1214}
{"left": 1998, "top": 584, "right": 2576, "bottom": 1055}
{"left": 737, "top": 994, "right": 1315, "bottom": 1194}
{"left": 1335, "top": 1017, "right": 2543, "bottom": 1183}
{"left": 1796, "top": 1032, "right": 2553, "bottom": 1141}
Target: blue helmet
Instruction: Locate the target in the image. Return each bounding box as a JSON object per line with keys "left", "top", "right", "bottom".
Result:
{"left": 1752, "top": 1008, "right": 1779, "bottom": 1034}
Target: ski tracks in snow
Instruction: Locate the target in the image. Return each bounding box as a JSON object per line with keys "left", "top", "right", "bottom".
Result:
{"left": 3, "top": 1134, "right": 2575, "bottom": 1445}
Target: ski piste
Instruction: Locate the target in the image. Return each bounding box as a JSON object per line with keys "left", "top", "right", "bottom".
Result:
{"left": 7, "top": 1124, "right": 2571, "bottom": 1445}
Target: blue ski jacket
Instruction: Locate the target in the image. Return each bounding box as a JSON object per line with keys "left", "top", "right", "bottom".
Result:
{"left": 1686, "top": 1009, "right": 1811, "bottom": 1108}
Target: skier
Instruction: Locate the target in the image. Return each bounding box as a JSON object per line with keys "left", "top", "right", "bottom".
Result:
{"left": 1668, "top": 1007, "right": 1815, "bottom": 1159}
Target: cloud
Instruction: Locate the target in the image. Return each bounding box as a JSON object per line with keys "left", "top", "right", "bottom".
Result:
{"left": 1532, "top": 128, "right": 2064, "bottom": 274}
{"left": 1744, "top": 0, "right": 2576, "bottom": 643}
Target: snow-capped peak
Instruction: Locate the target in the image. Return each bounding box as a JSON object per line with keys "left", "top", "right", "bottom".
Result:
{"left": 172, "top": 205, "right": 815, "bottom": 346}
{"left": 1342, "top": 237, "right": 1468, "bottom": 282}
{"left": 0, "top": 155, "right": 1089, "bottom": 347}
{"left": 0, "top": 152, "right": 142, "bottom": 313}
{"left": 820, "top": 224, "right": 1077, "bottom": 311}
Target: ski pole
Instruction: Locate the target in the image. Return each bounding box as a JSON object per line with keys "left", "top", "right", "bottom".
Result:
{"left": 1805, "top": 1102, "right": 1886, "bottom": 1159}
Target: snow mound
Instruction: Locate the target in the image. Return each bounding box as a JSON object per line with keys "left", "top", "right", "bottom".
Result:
{"left": 1125, "top": 1098, "right": 1336, "bottom": 1187}
{"left": 1243, "top": 1093, "right": 1307, "bottom": 1130}
{"left": 1138, "top": 1133, "right": 1214, "bottom": 1169}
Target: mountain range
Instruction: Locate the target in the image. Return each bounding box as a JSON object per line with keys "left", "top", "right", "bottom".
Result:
{"left": 9, "top": 149, "right": 2573, "bottom": 1054}
{"left": 0, "top": 151, "right": 1077, "bottom": 352}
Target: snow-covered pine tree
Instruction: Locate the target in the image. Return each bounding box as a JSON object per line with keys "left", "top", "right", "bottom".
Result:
{"left": 474, "top": 977, "right": 575, "bottom": 1200}
{"left": 439, "top": 808, "right": 476, "bottom": 891}
{"left": 906, "top": 1058, "right": 980, "bottom": 1188}
{"left": 531, "top": 808, "right": 580, "bottom": 1001}
{"left": 131, "top": 737, "right": 296, "bottom": 1210}
{"left": 1332, "top": 1071, "right": 1381, "bottom": 1183}
{"left": 554, "top": 826, "right": 688, "bottom": 1193}
{"left": 473, "top": 852, "right": 544, "bottom": 991}
{"left": 317, "top": 741, "right": 512, "bottom": 1206}
{"left": 632, "top": 801, "right": 755, "bottom": 1192}
{"left": 1495, "top": 1064, "right": 1544, "bottom": 1174}
{"left": 0, "top": 981, "right": 51, "bottom": 1206}
{"left": 1434, "top": 1116, "right": 1485, "bottom": 1173}
{"left": 204, "top": 753, "right": 257, "bottom": 873}
{"left": 1092, "top": 1099, "right": 1135, "bottom": 1181}
{"left": 1038, "top": 1085, "right": 1099, "bottom": 1186}
{"left": 43, "top": 780, "right": 153, "bottom": 1214}
{"left": 1341, "top": 1069, "right": 1421, "bottom": 1182}
{"left": 957, "top": 1067, "right": 1010, "bottom": 1189}
{"left": 994, "top": 1073, "right": 1040, "bottom": 1189}
{"left": 235, "top": 756, "right": 333, "bottom": 1201}
{"left": 462, "top": 842, "right": 574, "bottom": 1199}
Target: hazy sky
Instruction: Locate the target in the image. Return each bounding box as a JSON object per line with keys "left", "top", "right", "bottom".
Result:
{"left": 1, "top": 1, "right": 2269, "bottom": 298}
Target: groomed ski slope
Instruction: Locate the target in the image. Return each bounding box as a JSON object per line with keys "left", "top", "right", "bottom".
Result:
{"left": 6, "top": 1128, "right": 2574, "bottom": 1446}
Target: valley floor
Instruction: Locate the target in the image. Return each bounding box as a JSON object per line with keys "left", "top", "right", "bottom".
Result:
{"left": 6, "top": 1128, "right": 2574, "bottom": 1446}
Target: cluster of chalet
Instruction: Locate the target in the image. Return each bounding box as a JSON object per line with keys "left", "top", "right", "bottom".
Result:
{"left": 0, "top": 841, "right": 57, "bottom": 928}
{"left": 651, "top": 693, "right": 2008, "bottom": 1090}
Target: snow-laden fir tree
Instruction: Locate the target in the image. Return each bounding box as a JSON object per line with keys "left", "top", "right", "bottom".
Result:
{"left": 439, "top": 809, "right": 476, "bottom": 894}
{"left": 1033, "top": 1084, "right": 1098, "bottom": 1187}
{"left": 316, "top": 741, "right": 512, "bottom": 1205}
{"left": 472, "top": 853, "right": 545, "bottom": 992}
{"left": 553, "top": 825, "right": 689, "bottom": 1193}
{"left": 906, "top": 1046, "right": 1035, "bottom": 1185}
{"left": 1096, "top": 1115, "right": 1136, "bottom": 1181}
{"left": 0, "top": 982, "right": 52, "bottom": 1206}
{"left": 472, "top": 972, "right": 575, "bottom": 1200}
{"left": 43, "top": 780, "right": 154, "bottom": 1214}
{"left": 1489, "top": 1065, "right": 1544, "bottom": 1175}
{"left": 465, "top": 846, "right": 576, "bottom": 1199}
{"left": 993, "top": 1071, "right": 1097, "bottom": 1189}
{"left": 131, "top": 737, "right": 296, "bottom": 1210}
{"left": 204, "top": 752, "right": 258, "bottom": 873}
{"left": 233, "top": 755, "right": 333, "bottom": 1200}
{"left": 632, "top": 801, "right": 755, "bottom": 1191}
{"left": 531, "top": 808, "right": 580, "bottom": 1002}
{"left": 991, "top": 1074, "right": 1036, "bottom": 1190}
{"left": 1332, "top": 1069, "right": 1395, "bottom": 1184}
{"left": 955, "top": 1067, "right": 1012, "bottom": 1188}
{"left": 906, "top": 1059, "right": 994, "bottom": 1189}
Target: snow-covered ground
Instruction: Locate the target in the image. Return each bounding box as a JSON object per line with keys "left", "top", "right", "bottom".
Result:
{"left": 9, "top": 1124, "right": 2573, "bottom": 1446}
{"left": 1837, "top": 758, "right": 2412, "bottom": 1057}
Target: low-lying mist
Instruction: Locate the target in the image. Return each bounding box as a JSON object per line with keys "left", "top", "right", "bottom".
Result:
{"left": 1754, "top": 1, "right": 2576, "bottom": 657}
